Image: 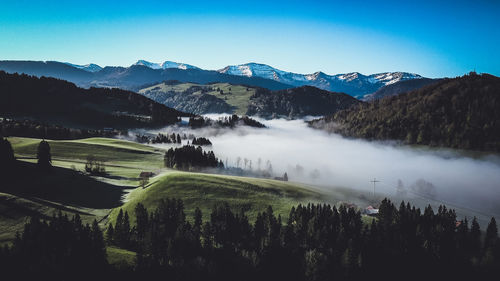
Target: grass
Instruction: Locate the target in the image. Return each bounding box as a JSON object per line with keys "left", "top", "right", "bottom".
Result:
{"left": 8, "top": 137, "right": 165, "bottom": 186}
{"left": 0, "top": 192, "right": 99, "bottom": 244}
{"left": 1, "top": 137, "right": 166, "bottom": 243}
{"left": 108, "top": 171, "right": 329, "bottom": 225}
{"left": 106, "top": 246, "right": 136, "bottom": 267}
{"left": 139, "top": 82, "right": 257, "bottom": 115}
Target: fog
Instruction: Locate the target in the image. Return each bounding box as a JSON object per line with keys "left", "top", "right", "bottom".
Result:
{"left": 137, "top": 115, "right": 500, "bottom": 224}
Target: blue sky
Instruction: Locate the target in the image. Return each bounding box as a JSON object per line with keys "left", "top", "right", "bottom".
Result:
{"left": 0, "top": 0, "right": 499, "bottom": 77}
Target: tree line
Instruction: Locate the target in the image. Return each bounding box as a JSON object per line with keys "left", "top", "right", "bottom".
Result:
{"left": 0, "top": 196, "right": 498, "bottom": 279}
{"left": 1, "top": 118, "right": 122, "bottom": 140}
{"left": 105, "top": 198, "right": 499, "bottom": 280}
{"left": 188, "top": 114, "right": 266, "bottom": 128}
{"left": 164, "top": 145, "right": 224, "bottom": 170}
{"left": 0, "top": 212, "right": 107, "bottom": 279}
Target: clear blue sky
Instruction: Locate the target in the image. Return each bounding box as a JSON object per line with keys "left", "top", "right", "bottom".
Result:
{"left": 0, "top": 0, "right": 499, "bottom": 77}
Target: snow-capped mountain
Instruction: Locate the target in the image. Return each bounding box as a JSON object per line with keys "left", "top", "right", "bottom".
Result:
{"left": 218, "top": 63, "right": 423, "bottom": 98}
{"left": 63, "top": 62, "right": 102, "bottom": 72}
{"left": 133, "top": 60, "right": 199, "bottom": 70}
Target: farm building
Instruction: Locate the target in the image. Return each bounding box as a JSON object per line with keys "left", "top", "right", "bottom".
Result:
{"left": 364, "top": 206, "right": 379, "bottom": 216}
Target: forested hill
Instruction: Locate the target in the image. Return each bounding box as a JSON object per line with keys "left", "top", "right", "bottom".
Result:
{"left": 0, "top": 71, "right": 191, "bottom": 129}
{"left": 247, "top": 86, "right": 361, "bottom": 118}
{"left": 310, "top": 73, "right": 500, "bottom": 152}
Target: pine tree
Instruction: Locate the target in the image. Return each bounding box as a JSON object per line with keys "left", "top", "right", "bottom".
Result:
{"left": 484, "top": 218, "right": 498, "bottom": 251}
{"left": 193, "top": 207, "right": 202, "bottom": 237}
{"left": 0, "top": 138, "right": 15, "bottom": 166}
{"left": 36, "top": 140, "right": 51, "bottom": 169}
{"left": 135, "top": 203, "right": 148, "bottom": 241}
{"left": 470, "top": 217, "right": 481, "bottom": 258}
{"left": 106, "top": 224, "right": 114, "bottom": 244}
{"left": 91, "top": 219, "right": 106, "bottom": 265}
{"left": 122, "top": 211, "right": 131, "bottom": 247}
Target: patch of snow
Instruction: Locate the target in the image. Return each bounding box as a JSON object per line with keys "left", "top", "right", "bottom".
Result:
{"left": 63, "top": 62, "right": 103, "bottom": 72}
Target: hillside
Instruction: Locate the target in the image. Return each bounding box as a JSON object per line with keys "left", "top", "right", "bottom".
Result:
{"left": 108, "top": 171, "right": 326, "bottom": 225}
{"left": 310, "top": 73, "right": 500, "bottom": 151}
{"left": 247, "top": 86, "right": 361, "bottom": 118}
{"left": 0, "top": 71, "right": 190, "bottom": 129}
{"left": 139, "top": 82, "right": 360, "bottom": 118}
{"left": 363, "top": 78, "right": 442, "bottom": 101}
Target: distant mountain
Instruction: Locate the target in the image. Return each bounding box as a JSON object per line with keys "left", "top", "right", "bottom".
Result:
{"left": 138, "top": 82, "right": 360, "bottom": 118}
{"left": 0, "top": 60, "right": 291, "bottom": 91}
{"left": 133, "top": 60, "right": 200, "bottom": 70}
{"left": 0, "top": 71, "right": 190, "bottom": 129}
{"left": 218, "top": 62, "right": 424, "bottom": 98}
{"left": 310, "top": 73, "right": 500, "bottom": 152}
{"left": 362, "top": 78, "right": 443, "bottom": 101}
{"left": 63, "top": 62, "right": 103, "bottom": 72}
{"left": 0, "top": 60, "right": 94, "bottom": 84}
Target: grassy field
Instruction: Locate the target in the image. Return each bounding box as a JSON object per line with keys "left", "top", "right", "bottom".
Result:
{"left": 8, "top": 137, "right": 165, "bottom": 186}
{"left": 139, "top": 82, "right": 257, "bottom": 115}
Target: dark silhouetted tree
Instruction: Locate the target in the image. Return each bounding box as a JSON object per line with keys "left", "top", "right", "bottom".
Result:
{"left": 36, "top": 140, "right": 51, "bottom": 169}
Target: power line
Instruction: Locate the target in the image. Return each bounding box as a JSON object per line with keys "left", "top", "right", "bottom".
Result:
{"left": 370, "top": 178, "right": 380, "bottom": 200}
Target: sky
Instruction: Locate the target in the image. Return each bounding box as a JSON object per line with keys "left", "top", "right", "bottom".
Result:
{"left": 0, "top": 0, "right": 499, "bottom": 77}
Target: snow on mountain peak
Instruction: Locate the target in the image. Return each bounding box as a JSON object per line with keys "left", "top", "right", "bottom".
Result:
{"left": 63, "top": 62, "right": 102, "bottom": 72}
{"left": 133, "top": 60, "right": 199, "bottom": 70}
{"left": 370, "top": 72, "right": 423, "bottom": 85}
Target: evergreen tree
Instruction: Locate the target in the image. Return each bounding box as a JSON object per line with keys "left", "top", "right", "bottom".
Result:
{"left": 135, "top": 203, "right": 148, "bottom": 241}
{"left": 36, "top": 140, "right": 51, "bottom": 169}
{"left": 106, "top": 224, "right": 114, "bottom": 244}
{"left": 484, "top": 217, "right": 498, "bottom": 252}
{"left": 470, "top": 217, "right": 481, "bottom": 258}
{"left": 0, "top": 137, "right": 15, "bottom": 164}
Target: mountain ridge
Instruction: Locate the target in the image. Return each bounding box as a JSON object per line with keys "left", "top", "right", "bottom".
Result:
{"left": 0, "top": 60, "right": 428, "bottom": 97}
{"left": 217, "top": 62, "right": 424, "bottom": 98}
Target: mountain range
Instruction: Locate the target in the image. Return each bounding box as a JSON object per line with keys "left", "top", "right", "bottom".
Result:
{"left": 218, "top": 62, "right": 424, "bottom": 98}
{"left": 0, "top": 60, "right": 427, "bottom": 98}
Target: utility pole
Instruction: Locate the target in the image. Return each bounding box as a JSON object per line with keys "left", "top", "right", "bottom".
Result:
{"left": 370, "top": 178, "right": 380, "bottom": 200}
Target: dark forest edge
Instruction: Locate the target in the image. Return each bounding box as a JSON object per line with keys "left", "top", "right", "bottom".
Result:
{"left": 0, "top": 198, "right": 498, "bottom": 280}
{"left": 0, "top": 71, "right": 191, "bottom": 130}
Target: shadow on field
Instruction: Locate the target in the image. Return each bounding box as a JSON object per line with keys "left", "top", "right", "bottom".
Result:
{"left": 1, "top": 161, "right": 127, "bottom": 209}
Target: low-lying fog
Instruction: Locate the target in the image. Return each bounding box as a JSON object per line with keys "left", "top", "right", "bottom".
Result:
{"left": 134, "top": 115, "right": 500, "bottom": 225}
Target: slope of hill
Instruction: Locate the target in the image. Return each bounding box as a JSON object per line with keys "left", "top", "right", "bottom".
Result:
{"left": 138, "top": 82, "right": 360, "bottom": 118}
{"left": 310, "top": 73, "right": 500, "bottom": 152}
{"left": 0, "top": 71, "right": 190, "bottom": 129}
{"left": 139, "top": 82, "right": 256, "bottom": 115}
{"left": 0, "top": 60, "right": 292, "bottom": 91}
{"left": 218, "top": 62, "right": 424, "bottom": 98}
{"left": 247, "top": 86, "right": 361, "bottom": 118}
{"left": 108, "top": 171, "right": 326, "bottom": 224}
{"left": 362, "top": 78, "right": 442, "bottom": 101}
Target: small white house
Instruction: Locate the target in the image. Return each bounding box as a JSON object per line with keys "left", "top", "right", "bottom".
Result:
{"left": 364, "top": 206, "right": 379, "bottom": 216}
